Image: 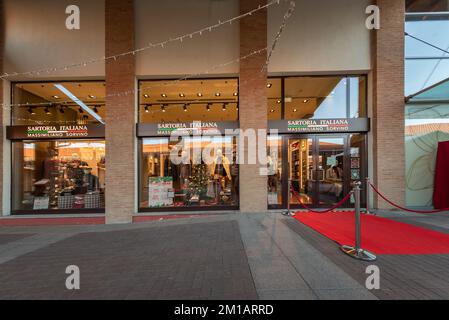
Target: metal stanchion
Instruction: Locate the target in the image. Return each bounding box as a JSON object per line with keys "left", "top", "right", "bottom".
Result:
{"left": 340, "top": 181, "right": 377, "bottom": 261}
{"left": 282, "top": 180, "right": 292, "bottom": 216}
{"left": 365, "top": 177, "right": 372, "bottom": 215}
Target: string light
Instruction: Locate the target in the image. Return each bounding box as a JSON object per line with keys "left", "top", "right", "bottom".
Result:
{"left": 2, "top": 0, "right": 296, "bottom": 115}
{"left": 0, "top": 0, "right": 285, "bottom": 80}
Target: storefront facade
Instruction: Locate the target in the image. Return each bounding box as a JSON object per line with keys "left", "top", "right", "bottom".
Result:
{"left": 0, "top": 0, "right": 408, "bottom": 222}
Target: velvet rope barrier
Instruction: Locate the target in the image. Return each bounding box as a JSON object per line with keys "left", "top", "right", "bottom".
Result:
{"left": 290, "top": 186, "right": 353, "bottom": 214}
{"left": 369, "top": 183, "right": 449, "bottom": 214}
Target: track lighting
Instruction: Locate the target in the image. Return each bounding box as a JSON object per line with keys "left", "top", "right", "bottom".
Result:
{"left": 179, "top": 93, "right": 185, "bottom": 98}
{"left": 183, "top": 104, "right": 188, "bottom": 112}
{"left": 206, "top": 104, "right": 211, "bottom": 111}
{"left": 144, "top": 105, "right": 150, "bottom": 113}
{"left": 215, "top": 92, "right": 221, "bottom": 97}
{"left": 222, "top": 103, "right": 227, "bottom": 111}
{"left": 161, "top": 105, "right": 166, "bottom": 112}
{"left": 197, "top": 93, "right": 203, "bottom": 97}
{"left": 161, "top": 93, "right": 167, "bottom": 98}
{"left": 267, "top": 83, "right": 272, "bottom": 88}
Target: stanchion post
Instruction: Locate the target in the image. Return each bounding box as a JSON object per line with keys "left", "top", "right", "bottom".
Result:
{"left": 365, "top": 177, "right": 375, "bottom": 215}
{"left": 282, "top": 180, "right": 292, "bottom": 216}
{"left": 340, "top": 181, "right": 377, "bottom": 261}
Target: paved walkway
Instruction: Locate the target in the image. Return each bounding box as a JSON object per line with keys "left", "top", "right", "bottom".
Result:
{"left": 0, "top": 211, "right": 448, "bottom": 299}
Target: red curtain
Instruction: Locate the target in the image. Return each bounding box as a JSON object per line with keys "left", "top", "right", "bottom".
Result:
{"left": 433, "top": 141, "right": 449, "bottom": 209}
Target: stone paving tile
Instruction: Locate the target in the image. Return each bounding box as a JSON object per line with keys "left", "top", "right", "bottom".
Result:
{"left": 0, "top": 234, "right": 34, "bottom": 246}
{"left": 0, "top": 220, "right": 257, "bottom": 300}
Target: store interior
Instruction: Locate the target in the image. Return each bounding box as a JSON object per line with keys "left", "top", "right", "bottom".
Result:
{"left": 12, "top": 140, "right": 106, "bottom": 212}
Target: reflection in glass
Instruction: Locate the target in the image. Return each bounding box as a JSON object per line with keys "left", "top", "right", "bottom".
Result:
{"left": 12, "top": 82, "right": 105, "bottom": 125}
{"left": 289, "top": 138, "right": 313, "bottom": 205}
{"left": 316, "top": 138, "right": 345, "bottom": 206}
{"left": 12, "top": 140, "right": 106, "bottom": 212}
{"left": 140, "top": 136, "right": 239, "bottom": 208}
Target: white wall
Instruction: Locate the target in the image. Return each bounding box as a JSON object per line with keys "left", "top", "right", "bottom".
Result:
{"left": 3, "top": 0, "right": 105, "bottom": 80}
{"left": 3, "top": 0, "right": 371, "bottom": 79}
{"left": 135, "top": 0, "right": 240, "bottom": 77}
{"left": 268, "top": 0, "right": 372, "bottom": 74}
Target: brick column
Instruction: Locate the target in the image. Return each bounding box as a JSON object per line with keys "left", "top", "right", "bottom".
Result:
{"left": 239, "top": 0, "right": 268, "bottom": 212}
{"left": 372, "top": 0, "right": 405, "bottom": 209}
{"left": 105, "top": 0, "right": 136, "bottom": 223}
{"left": 0, "top": 0, "right": 4, "bottom": 216}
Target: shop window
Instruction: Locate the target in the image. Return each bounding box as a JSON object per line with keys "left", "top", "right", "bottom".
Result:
{"left": 139, "top": 136, "right": 239, "bottom": 210}
{"left": 12, "top": 82, "right": 105, "bottom": 125}
{"left": 139, "top": 79, "right": 238, "bottom": 123}
{"left": 283, "top": 76, "right": 367, "bottom": 120}
{"left": 267, "top": 135, "right": 283, "bottom": 206}
{"left": 12, "top": 140, "right": 106, "bottom": 212}
{"left": 267, "top": 78, "right": 282, "bottom": 120}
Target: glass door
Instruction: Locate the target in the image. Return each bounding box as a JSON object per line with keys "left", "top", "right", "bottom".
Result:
{"left": 287, "top": 135, "right": 352, "bottom": 208}
{"left": 316, "top": 136, "right": 348, "bottom": 207}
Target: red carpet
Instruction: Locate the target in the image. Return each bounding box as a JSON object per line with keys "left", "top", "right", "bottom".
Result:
{"left": 293, "top": 211, "right": 449, "bottom": 255}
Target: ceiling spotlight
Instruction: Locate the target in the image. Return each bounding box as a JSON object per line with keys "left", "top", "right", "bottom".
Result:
{"left": 44, "top": 107, "right": 51, "bottom": 115}
{"left": 161, "top": 105, "right": 166, "bottom": 112}
{"left": 52, "top": 95, "right": 60, "bottom": 99}
{"left": 233, "top": 92, "right": 238, "bottom": 96}
{"left": 276, "top": 100, "right": 281, "bottom": 104}
{"left": 143, "top": 94, "right": 149, "bottom": 98}
{"left": 303, "top": 99, "right": 309, "bottom": 103}
{"left": 161, "top": 93, "right": 167, "bottom": 98}
{"left": 222, "top": 103, "right": 227, "bottom": 111}
{"left": 197, "top": 93, "right": 203, "bottom": 97}
{"left": 78, "top": 107, "right": 84, "bottom": 113}
{"left": 206, "top": 104, "right": 211, "bottom": 111}
{"left": 179, "top": 93, "right": 185, "bottom": 98}
{"left": 144, "top": 105, "right": 150, "bottom": 113}
{"left": 270, "top": 109, "right": 275, "bottom": 113}
{"left": 267, "top": 83, "right": 272, "bottom": 88}
{"left": 88, "top": 95, "right": 96, "bottom": 99}
{"left": 27, "top": 107, "right": 35, "bottom": 115}
{"left": 215, "top": 92, "right": 221, "bottom": 97}
{"left": 183, "top": 104, "right": 188, "bottom": 112}
{"left": 293, "top": 108, "right": 297, "bottom": 112}
{"left": 93, "top": 106, "right": 99, "bottom": 113}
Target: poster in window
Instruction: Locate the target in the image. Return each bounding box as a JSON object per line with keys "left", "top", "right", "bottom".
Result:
{"left": 33, "top": 196, "right": 50, "bottom": 210}
{"left": 351, "top": 169, "right": 360, "bottom": 180}
{"left": 351, "top": 158, "right": 360, "bottom": 169}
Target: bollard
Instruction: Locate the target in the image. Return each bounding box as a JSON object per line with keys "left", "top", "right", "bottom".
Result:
{"left": 340, "top": 181, "right": 377, "bottom": 261}
{"left": 282, "top": 180, "right": 292, "bottom": 216}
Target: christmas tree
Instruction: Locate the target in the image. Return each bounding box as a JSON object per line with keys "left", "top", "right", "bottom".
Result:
{"left": 187, "top": 164, "right": 209, "bottom": 198}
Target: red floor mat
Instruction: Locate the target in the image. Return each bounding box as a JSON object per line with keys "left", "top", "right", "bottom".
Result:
{"left": 293, "top": 211, "right": 449, "bottom": 255}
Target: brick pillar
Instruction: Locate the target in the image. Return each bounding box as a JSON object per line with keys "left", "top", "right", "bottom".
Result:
{"left": 239, "top": 0, "right": 268, "bottom": 212}
{"left": 372, "top": 0, "right": 405, "bottom": 209}
{"left": 0, "top": 0, "right": 4, "bottom": 216}
{"left": 105, "top": 0, "right": 136, "bottom": 223}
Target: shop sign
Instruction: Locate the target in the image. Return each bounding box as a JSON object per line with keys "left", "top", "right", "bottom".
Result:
{"left": 270, "top": 118, "right": 370, "bottom": 133}
{"left": 137, "top": 121, "right": 239, "bottom": 137}
{"left": 6, "top": 124, "right": 105, "bottom": 140}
